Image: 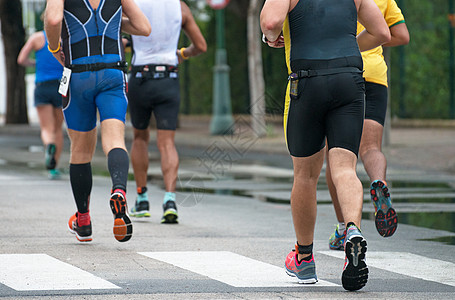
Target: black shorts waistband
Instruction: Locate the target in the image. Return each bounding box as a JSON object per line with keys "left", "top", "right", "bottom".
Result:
{"left": 131, "top": 64, "right": 178, "bottom": 79}
{"left": 68, "top": 61, "right": 127, "bottom": 73}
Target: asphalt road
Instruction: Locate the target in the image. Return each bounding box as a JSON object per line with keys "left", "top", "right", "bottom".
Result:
{"left": 0, "top": 127, "right": 455, "bottom": 299}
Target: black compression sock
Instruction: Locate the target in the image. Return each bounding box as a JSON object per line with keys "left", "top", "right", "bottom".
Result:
{"left": 107, "top": 148, "right": 129, "bottom": 192}
{"left": 70, "top": 163, "right": 92, "bottom": 213}
{"left": 296, "top": 242, "right": 313, "bottom": 263}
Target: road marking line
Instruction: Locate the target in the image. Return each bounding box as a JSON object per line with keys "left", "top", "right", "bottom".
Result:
{"left": 319, "top": 251, "right": 455, "bottom": 287}
{"left": 139, "top": 251, "right": 338, "bottom": 287}
{"left": 0, "top": 254, "right": 120, "bottom": 291}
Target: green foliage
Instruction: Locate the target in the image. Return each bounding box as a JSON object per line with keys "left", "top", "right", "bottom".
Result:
{"left": 390, "top": 0, "right": 452, "bottom": 118}
{"left": 182, "top": 1, "right": 454, "bottom": 119}
{"left": 179, "top": 2, "right": 288, "bottom": 115}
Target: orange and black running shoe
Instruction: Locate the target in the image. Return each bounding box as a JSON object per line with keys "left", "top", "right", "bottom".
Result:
{"left": 68, "top": 213, "right": 92, "bottom": 242}
{"left": 110, "top": 189, "right": 133, "bottom": 242}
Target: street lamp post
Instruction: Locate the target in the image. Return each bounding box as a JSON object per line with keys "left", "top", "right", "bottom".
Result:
{"left": 208, "top": 1, "right": 234, "bottom": 135}
{"left": 449, "top": 0, "right": 455, "bottom": 119}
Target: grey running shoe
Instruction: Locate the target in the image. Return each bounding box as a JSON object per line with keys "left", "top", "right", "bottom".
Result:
{"left": 161, "top": 200, "right": 178, "bottom": 224}
{"left": 130, "top": 193, "right": 150, "bottom": 218}
{"left": 342, "top": 223, "right": 368, "bottom": 291}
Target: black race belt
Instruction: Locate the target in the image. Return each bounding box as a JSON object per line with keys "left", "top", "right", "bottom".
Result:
{"left": 290, "top": 67, "right": 363, "bottom": 80}
{"left": 131, "top": 64, "right": 178, "bottom": 80}
{"left": 68, "top": 61, "right": 127, "bottom": 73}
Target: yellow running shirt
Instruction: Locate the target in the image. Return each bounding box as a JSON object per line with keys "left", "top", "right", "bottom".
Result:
{"left": 357, "top": 0, "right": 405, "bottom": 87}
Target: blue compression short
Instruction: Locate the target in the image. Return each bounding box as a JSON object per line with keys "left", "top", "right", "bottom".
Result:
{"left": 63, "top": 68, "right": 127, "bottom": 132}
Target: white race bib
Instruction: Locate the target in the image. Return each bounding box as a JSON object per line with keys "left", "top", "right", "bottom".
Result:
{"left": 58, "top": 67, "right": 72, "bottom": 96}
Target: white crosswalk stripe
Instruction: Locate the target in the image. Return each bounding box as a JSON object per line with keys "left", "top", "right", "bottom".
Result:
{"left": 0, "top": 254, "right": 120, "bottom": 291}
{"left": 139, "top": 251, "right": 338, "bottom": 287}
{"left": 319, "top": 251, "right": 455, "bottom": 287}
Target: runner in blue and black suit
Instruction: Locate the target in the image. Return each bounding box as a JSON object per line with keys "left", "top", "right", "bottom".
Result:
{"left": 44, "top": 0, "right": 150, "bottom": 243}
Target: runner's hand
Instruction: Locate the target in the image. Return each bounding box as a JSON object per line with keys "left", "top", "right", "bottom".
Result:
{"left": 267, "top": 35, "right": 284, "bottom": 48}
{"left": 262, "top": 34, "right": 285, "bottom": 48}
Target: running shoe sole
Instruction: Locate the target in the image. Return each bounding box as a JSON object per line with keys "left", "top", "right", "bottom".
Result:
{"left": 371, "top": 180, "right": 398, "bottom": 237}
{"left": 130, "top": 210, "right": 151, "bottom": 218}
{"left": 161, "top": 209, "right": 178, "bottom": 224}
{"left": 342, "top": 236, "right": 368, "bottom": 291}
{"left": 285, "top": 269, "right": 318, "bottom": 284}
{"left": 110, "top": 192, "right": 133, "bottom": 242}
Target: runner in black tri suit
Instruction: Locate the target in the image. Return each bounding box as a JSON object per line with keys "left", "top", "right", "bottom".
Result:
{"left": 261, "top": 0, "right": 390, "bottom": 291}
{"left": 44, "top": 0, "right": 150, "bottom": 243}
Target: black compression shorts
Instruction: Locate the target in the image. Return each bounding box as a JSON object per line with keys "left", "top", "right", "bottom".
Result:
{"left": 364, "top": 81, "right": 387, "bottom": 126}
{"left": 285, "top": 71, "right": 365, "bottom": 157}
{"left": 128, "top": 74, "right": 180, "bottom": 130}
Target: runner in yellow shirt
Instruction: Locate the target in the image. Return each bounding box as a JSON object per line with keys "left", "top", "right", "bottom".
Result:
{"left": 328, "top": 0, "right": 410, "bottom": 248}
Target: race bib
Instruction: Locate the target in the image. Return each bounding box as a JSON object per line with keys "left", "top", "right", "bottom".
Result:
{"left": 58, "top": 67, "right": 72, "bottom": 96}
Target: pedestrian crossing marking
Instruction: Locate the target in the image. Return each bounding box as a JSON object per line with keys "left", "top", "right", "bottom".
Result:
{"left": 0, "top": 254, "right": 120, "bottom": 291}
{"left": 319, "top": 251, "right": 455, "bottom": 287}
{"left": 139, "top": 251, "right": 338, "bottom": 287}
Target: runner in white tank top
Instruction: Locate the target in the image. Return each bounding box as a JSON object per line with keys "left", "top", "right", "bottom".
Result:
{"left": 132, "top": 0, "right": 182, "bottom": 66}
{"left": 127, "top": 0, "right": 207, "bottom": 223}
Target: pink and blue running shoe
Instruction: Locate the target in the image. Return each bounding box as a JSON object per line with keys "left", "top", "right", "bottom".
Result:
{"left": 285, "top": 246, "right": 318, "bottom": 284}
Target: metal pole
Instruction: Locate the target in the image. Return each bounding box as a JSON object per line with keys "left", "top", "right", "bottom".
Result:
{"left": 449, "top": 0, "right": 455, "bottom": 118}
{"left": 383, "top": 47, "right": 391, "bottom": 147}
{"left": 398, "top": 0, "right": 406, "bottom": 118}
{"left": 210, "top": 8, "right": 234, "bottom": 135}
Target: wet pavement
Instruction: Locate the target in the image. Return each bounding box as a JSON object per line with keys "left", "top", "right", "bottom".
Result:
{"left": 1, "top": 118, "right": 455, "bottom": 239}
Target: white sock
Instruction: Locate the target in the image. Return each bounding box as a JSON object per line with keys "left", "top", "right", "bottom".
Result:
{"left": 337, "top": 222, "right": 345, "bottom": 234}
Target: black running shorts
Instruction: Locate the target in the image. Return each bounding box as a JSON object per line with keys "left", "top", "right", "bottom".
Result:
{"left": 285, "top": 72, "right": 365, "bottom": 157}
{"left": 128, "top": 75, "right": 180, "bottom": 130}
{"left": 364, "top": 81, "right": 388, "bottom": 126}
{"left": 34, "top": 79, "right": 62, "bottom": 108}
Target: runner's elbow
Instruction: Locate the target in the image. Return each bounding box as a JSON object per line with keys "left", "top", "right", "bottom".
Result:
{"left": 45, "top": 13, "right": 63, "bottom": 27}
{"left": 378, "top": 29, "right": 391, "bottom": 45}
{"left": 196, "top": 40, "right": 207, "bottom": 54}
{"left": 261, "top": 19, "right": 281, "bottom": 34}
{"left": 397, "top": 33, "right": 410, "bottom": 46}
{"left": 141, "top": 23, "right": 151, "bottom": 36}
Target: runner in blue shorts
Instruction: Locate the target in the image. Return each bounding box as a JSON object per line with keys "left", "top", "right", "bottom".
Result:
{"left": 44, "top": 0, "right": 150, "bottom": 243}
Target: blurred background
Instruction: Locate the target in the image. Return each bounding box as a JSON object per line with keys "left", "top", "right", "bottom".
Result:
{"left": 0, "top": 0, "right": 454, "bottom": 125}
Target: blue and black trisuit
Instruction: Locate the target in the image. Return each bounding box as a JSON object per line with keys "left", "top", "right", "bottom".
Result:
{"left": 62, "top": 0, "right": 130, "bottom": 218}
{"left": 62, "top": 0, "right": 127, "bottom": 132}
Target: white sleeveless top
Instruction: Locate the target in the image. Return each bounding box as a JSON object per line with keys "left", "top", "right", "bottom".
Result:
{"left": 131, "top": 0, "right": 182, "bottom": 66}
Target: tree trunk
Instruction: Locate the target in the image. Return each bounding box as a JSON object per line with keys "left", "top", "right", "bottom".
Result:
{"left": 0, "top": 0, "right": 28, "bottom": 124}
{"left": 247, "top": 0, "right": 266, "bottom": 137}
